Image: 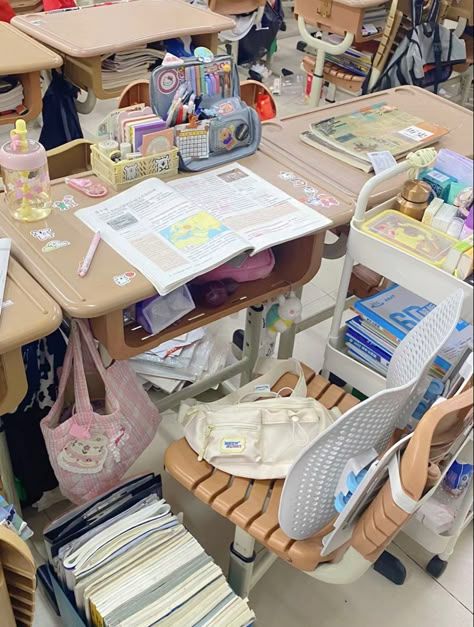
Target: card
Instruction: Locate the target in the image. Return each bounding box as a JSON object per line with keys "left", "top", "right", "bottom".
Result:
{"left": 141, "top": 129, "right": 175, "bottom": 156}
{"left": 175, "top": 121, "right": 210, "bottom": 160}
{"left": 121, "top": 115, "right": 157, "bottom": 144}
{"left": 133, "top": 119, "right": 166, "bottom": 151}
{"left": 97, "top": 103, "right": 145, "bottom": 141}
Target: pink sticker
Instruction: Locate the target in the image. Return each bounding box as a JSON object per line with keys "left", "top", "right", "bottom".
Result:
{"left": 113, "top": 272, "right": 136, "bottom": 286}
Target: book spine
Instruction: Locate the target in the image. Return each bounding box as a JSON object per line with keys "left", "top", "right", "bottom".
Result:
{"left": 345, "top": 333, "right": 392, "bottom": 367}
{"left": 347, "top": 348, "right": 389, "bottom": 376}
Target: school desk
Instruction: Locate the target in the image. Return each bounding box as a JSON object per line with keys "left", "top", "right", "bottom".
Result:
{"left": 12, "top": 0, "right": 236, "bottom": 106}
{"left": 0, "top": 152, "right": 353, "bottom": 388}
{"left": 0, "top": 23, "right": 62, "bottom": 126}
{"left": 0, "top": 253, "right": 62, "bottom": 511}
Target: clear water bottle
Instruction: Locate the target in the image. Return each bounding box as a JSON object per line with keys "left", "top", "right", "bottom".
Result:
{"left": 0, "top": 120, "right": 52, "bottom": 222}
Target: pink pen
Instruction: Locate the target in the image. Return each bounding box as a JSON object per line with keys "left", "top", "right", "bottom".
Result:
{"left": 78, "top": 231, "right": 101, "bottom": 278}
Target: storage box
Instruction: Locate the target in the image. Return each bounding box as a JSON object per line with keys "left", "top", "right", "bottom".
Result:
{"left": 91, "top": 144, "right": 179, "bottom": 191}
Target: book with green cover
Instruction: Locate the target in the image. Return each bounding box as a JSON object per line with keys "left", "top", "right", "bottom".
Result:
{"left": 300, "top": 102, "right": 449, "bottom": 172}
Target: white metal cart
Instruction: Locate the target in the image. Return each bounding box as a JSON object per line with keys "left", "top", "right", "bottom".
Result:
{"left": 321, "top": 150, "right": 474, "bottom": 578}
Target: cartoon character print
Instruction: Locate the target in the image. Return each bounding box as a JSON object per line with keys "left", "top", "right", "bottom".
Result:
{"left": 219, "top": 126, "right": 236, "bottom": 150}
{"left": 154, "top": 154, "right": 171, "bottom": 173}
{"left": 57, "top": 432, "right": 109, "bottom": 474}
{"left": 123, "top": 163, "right": 140, "bottom": 182}
{"left": 53, "top": 195, "right": 78, "bottom": 211}
{"left": 31, "top": 227, "right": 54, "bottom": 241}
{"left": 113, "top": 271, "right": 136, "bottom": 286}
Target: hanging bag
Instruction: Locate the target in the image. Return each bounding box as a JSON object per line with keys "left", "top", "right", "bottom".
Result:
{"left": 41, "top": 320, "right": 160, "bottom": 504}
{"left": 179, "top": 359, "right": 335, "bottom": 479}
{"left": 370, "top": 0, "right": 466, "bottom": 94}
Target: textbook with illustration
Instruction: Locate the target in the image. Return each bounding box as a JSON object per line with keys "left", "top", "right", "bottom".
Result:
{"left": 300, "top": 102, "right": 449, "bottom": 173}
{"left": 76, "top": 163, "right": 331, "bottom": 295}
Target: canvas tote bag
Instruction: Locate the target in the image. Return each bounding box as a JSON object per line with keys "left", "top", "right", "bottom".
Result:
{"left": 180, "top": 359, "right": 335, "bottom": 479}
{"left": 41, "top": 320, "right": 160, "bottom": 504}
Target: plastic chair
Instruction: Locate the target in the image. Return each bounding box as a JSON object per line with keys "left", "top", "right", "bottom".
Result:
{"left": 46, "top": 139, "right": 93, "bottom": 180}
{"left": 165, "top": 290, "right": 467, "bottom": 597}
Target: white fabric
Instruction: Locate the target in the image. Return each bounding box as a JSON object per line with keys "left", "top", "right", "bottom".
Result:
{"left": 179, "top": 359, "right": 335, "bottom": 479}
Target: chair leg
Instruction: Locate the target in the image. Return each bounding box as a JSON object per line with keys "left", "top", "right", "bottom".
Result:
{"left": 373, "top": 550, "right": 407, "bottom": 585}
{"left": 228, "top": 527, "right": 257, "bottom": 598}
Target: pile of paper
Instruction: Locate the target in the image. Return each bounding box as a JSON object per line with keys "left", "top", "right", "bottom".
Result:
{"left": 0, "top": 81, "right": 23, "bottom": 115}
{"left": 101, "top": 47, "right": 164, "bottom": 90}
{"left": 47, "top": 480, "right": 255, "bottom": 626}
{"left": 131, "top": 326, "right": 227, "bottom": 394}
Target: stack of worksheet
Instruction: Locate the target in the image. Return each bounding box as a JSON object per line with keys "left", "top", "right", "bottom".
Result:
{"left": 101, "top": 47, "right": 164, "bottom": 90}
{"left": 45, "top": 475, "right": 255, "bottom": 626}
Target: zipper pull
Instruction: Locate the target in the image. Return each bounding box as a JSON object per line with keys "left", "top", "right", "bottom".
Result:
{"left": 198, "top": 425, "right": 214, "bottom": 462}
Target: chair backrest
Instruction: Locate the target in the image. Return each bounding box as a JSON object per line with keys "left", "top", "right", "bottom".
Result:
{"left": 351, "top": 386, "right": 473, "bottom": 563}
{"left": 278, "top": 290, "right": 465, "bottom": 541}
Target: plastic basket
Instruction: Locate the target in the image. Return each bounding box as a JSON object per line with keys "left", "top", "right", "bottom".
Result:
{"left": 91, "top": 144, "right": 179, "bottom": 191}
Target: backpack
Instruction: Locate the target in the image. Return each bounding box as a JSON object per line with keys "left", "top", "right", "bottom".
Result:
{"left": 370, "top": 0, "right": 466, "bottom": 94}
{"left": 39, "top": 71, "right": 83, "bottom": 150}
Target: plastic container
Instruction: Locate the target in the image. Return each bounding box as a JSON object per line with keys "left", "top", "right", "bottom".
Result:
{"left": 361, "top": 210, "right": 459, "bottom": 267}
{"left": 91, "top": 144, "right": 179, "bottom": 191}
{"left": 0, "top": 120, "right": 51, "bottom": 222}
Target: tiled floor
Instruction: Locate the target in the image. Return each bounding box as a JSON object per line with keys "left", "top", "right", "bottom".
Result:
{"left": 3, "top": 19, "right": 472, "bottom": 627}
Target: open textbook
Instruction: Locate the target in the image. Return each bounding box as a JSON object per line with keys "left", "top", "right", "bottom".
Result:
{"left": 300, "top": 102, "right": 449, "bottom": 173}
{"left": 76, "top": 163, "right": 331, "bottom": 295}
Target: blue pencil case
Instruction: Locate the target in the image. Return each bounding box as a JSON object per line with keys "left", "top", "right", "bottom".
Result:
{"left": 150, "top": 55, "right": 261, "bottom": 172}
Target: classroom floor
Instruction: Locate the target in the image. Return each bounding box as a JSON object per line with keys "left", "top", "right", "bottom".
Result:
{"left": 6, "top": 21, "right": 472, "bottom": 627}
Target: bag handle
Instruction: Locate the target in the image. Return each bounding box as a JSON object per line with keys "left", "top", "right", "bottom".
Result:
{"left": 213, "top": 359, "right": 308, "bottom": 406}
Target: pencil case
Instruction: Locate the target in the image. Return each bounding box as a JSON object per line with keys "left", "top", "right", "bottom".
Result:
{"left": 193, "top": 249, "right": 275, "bottom": 284}
{"left": 150, "top": 55, "right": 261, "bottom": 172}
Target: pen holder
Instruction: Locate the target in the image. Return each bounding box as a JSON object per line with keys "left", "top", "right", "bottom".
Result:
{"left": 91, "top": 145, "right": 179, "bottom": 191}
{"left": 0, "top": 120, "right": 52, "bottom": 222}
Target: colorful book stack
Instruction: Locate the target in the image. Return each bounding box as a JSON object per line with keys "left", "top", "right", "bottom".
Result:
{"left": 345, "top": 284, "right": 473, "bottom": 379}
{"left": 321, "top": 34, "right": 376, "bottom": 77}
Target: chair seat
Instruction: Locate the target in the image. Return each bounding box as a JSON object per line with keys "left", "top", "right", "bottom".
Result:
{"left": 164, "top": 366, "right": 360, "bottom": 572}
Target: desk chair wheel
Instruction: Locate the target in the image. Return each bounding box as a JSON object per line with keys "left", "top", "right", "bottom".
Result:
{"left": 373, "top": 551, "right": 407, "bottom": 585}
{"left": 426, "top": 555, "right": 448, "bottom": 578}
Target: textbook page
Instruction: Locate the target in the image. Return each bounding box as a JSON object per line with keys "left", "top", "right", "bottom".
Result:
{"left": 0, "top": 239, "right": 11, "bottom": 319}
{"left": 169, "top": 163, "right": 331, "bottom": 253}
{"left": 75, "top": 178, "right": 249, "bottom": 295}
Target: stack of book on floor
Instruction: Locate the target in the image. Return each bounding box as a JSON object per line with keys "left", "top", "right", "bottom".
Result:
{"left": 345, "top": 284, "right": 473, "bottom": 379}
{"left": 101, "top": 46, "right": 164, "bottom": 90}
{"left": 322, "top": 34, "right": 377, "bottom": 77}
{"left": 42, "top": 474, "right": 255, "bottom": 626}
{"left": 0, "top": 78, "right": 24, "bottom": 116}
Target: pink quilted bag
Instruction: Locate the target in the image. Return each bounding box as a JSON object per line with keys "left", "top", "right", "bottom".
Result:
{"left": 41, "top": 320, "right": 160, "bottom": 504}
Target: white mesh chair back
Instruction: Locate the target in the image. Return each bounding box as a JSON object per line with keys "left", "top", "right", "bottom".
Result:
{"left": 278, "top": 290, "right": 465, "bottom": 541}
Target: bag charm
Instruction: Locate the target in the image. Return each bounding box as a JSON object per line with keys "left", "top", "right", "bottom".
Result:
{"left": 265, "top": 291, "right": 302, "bottom": 335}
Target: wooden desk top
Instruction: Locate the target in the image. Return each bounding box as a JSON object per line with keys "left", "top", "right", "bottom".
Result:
{"left": 12, "top": 0, "right": 235, "bottom": 58}
{"left": 0, "top": 253, "right": 62, "bottom": 354}
{"left": 261, "top": 87, "right": 473, "bottom": 206}
{"left": 0, "top": 23, "right": 62, "bottom": 75}
{"left": 0, "top": 152, "right": 353, "bottom": 320}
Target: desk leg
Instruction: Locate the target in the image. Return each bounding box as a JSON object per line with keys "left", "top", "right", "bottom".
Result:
{"left": 0, "top": 350, "right": 27, "bottom": 513}
{"left": 240, "top": 305, "right": 263, "bottom": 386}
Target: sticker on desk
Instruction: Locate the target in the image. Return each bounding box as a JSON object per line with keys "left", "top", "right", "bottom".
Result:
{"left": 113, "top": 271, "right": 136, "bottom": 286}
{"left": 398, "top": 125, "right": 434, "bottom": 142}
{"left": 303, "top": 186, "right": 318, "bottom": 197}
{"left": 53, "top": 195, "right": 78, "bottom": 212}
{"left": 278, "top": 171, "right": 296, "bottom": 181}
{"left": 157, "top": 69, "right": 179, "bottom": 94}
{"left": 42, "top": 240, "right": 70, "bottom": 253}
{"left": 30, "top": 19, "right": 46, "bottom": 25}
{"left": 31, "top": 228, "right": 54, "bottom": 241}
{"left": 1, "top": 299, "right": 13, "bottom": 310}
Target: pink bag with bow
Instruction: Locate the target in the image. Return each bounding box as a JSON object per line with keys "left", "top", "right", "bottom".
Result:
{"left": 41, "top": 320, "right": 160, "bottom": 504}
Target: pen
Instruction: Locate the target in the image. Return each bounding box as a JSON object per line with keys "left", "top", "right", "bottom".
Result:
{"left": 78, "top": 231, "right": 101, "bottom": 278}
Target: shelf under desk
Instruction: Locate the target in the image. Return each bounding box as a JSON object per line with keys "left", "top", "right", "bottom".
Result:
{"left": 0, "top": 152, "right": 354, "bottom": 361}
{"left": 0, "top": 23, "right": 62, "bottom": 126}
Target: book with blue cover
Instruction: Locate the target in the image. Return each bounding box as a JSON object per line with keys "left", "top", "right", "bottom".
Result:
{"left": 346, "top": 285, "right": 473, "bottom": 379}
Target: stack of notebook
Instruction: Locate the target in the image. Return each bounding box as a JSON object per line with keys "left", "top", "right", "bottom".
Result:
{"left": 322, "top": 34, "right": 377, "bottom": 77}
{"left": 101, "top": 47, "right": 164, "bottom": 91}
{"left": 42, "top": 474, "right": 255, "bottom": 626}
{"left": 345, "top": 284, "right": 473, "bottom": 380}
